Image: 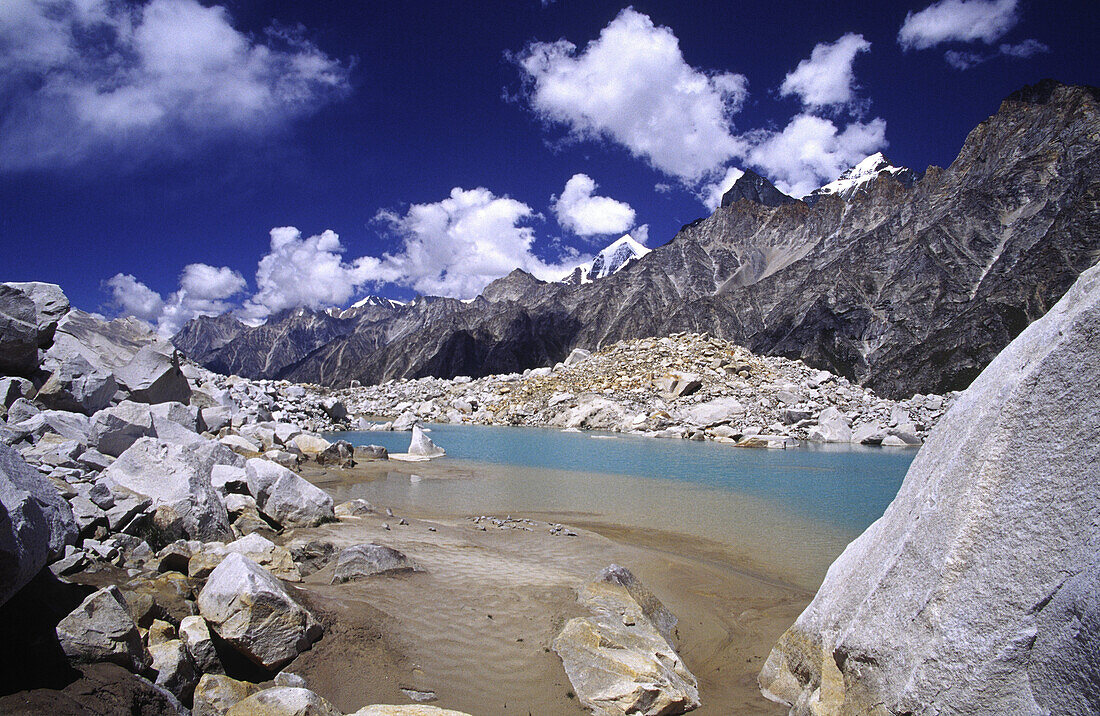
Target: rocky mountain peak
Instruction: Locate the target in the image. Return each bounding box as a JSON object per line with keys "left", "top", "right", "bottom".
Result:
{"left": 720, "top": 170, "right": 798, "bottom": 208}
{"left": 481, "top": 269, "right": 546, "bottom": 303}
{"left": 804, "top": 152, "right": 918, "bottom": 207}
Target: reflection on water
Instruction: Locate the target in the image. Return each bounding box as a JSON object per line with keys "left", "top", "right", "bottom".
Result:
{"left": 327, "top": 424, "right": 916, "bottom": 590}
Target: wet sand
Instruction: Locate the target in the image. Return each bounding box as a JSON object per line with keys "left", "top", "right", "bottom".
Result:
{"left": 285, "top": 459, "right": 815, "bottom": 715}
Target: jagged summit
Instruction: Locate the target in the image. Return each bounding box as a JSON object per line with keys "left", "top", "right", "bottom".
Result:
{"left": 349, "top": 295, "right": 405, "bottom": 310}
{"left": 561, "top": 234, "right": 651, "bottom": 285}
{"left": 719, "top": 170, "right": 798, "bottom": 208}
{"left": 804, "top": 153, "right": 918, "bottom": 207}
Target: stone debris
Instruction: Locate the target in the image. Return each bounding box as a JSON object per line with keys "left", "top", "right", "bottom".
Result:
{"left": 340, "top": 333, "right": 954, "bottom": 446}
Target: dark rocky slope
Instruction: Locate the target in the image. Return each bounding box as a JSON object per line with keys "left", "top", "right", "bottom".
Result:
{"left": 178, "top": 81, "right": 1100, "bottom": 399}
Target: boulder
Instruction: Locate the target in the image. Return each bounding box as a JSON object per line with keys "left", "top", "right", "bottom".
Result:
{"left": 335, "top": 499, "right": 375, "bottom": 518}
{"left": 0, "top": 283, "right": 45, "bottom": 374}
{"left": 407, "top": 425, "right": 444, "bottom": 458}
{"left": 850, "top": 420, "right": 886, "bottom": 445}
{"left": 6, "top": 281, "right": 69, "bottom": 343}
{"left": 36, "top": 354, "right": 118, "bottom": 414}
{"left": 245, "top": 458, "right": 334, "bottom": 528}
{"left": 201, "top": 405, "right": 234, "bottom": 433}
{"left": 55, "top": 585, "right": 150, "bottom": 672}
{"left": 290, "top": 433, "right": 330, "bottom": 454}
{"left": 679, "top": 397, "right": 745, "bottom": 426}
{"left": 225, "top": 687, "right": 341, "bottom": 716}
{"left": 321, "top": 397, "right": 347, "bottom": 421}
{"left": 90, "top": 401, "right": 156, "bottom": 457}
{"left": 806, "top": 407, "right": 851, "bottom": 443}
{"left": 114, "top": 345, "right": 191, "bottom": 404}
{"left": 12, "top": 409, "right": 92, "bottom": 443}
{"left": 758, "top": 262, "right": 1100, "bottom": 714}
{"left": 553, "top": 564, "right": 700, "bottom": 716}
{"left": 390, "top": 411, "right": 419, "bottom": 431}
{"left": 179, "top": 615, "right": 221, "bottom": 673}
{"left": 191, "top": 533, "right": 300, "bottom": 582}
{"left": 149, "top": 401, "right": 203, "bottom": 445}
{"left": 102, "top": 437, "right": 232, "bottom": 542}
{"left": 316, "top": 439, "right": 355, "bottom": 467}
{"left": 197, "top": 553, "right": 322, "bottom": 670}
{"left": 0, "top": 443, "right": 78, "bottom": 604}
{"left": 356, "top": 444, "right": 388, "bottom": 460}
{"left": 564, "top": 347, "right": 592, "bottom": 366}
{"left": 654, "top": 372, "right": 702, "bottom": 399}
{"left": 149, "top": 638, "right": 199, "bottom": 702}
{"left": 331, "top": 543, "right": 423, "bottom": 583}
{"left": 2, "top": 443, "right": 78, "bottom": 554}
{"left": 221, "top": 434, "right": 263, "bottom": 454}
{"left": 212, "top": 464, "right": 249, "bottom": 494}
{"left": 0, "top": 376, "right": 34, "bottom": 408}
{"left": 194, "top": 673, "right": 259, "bottom": 716}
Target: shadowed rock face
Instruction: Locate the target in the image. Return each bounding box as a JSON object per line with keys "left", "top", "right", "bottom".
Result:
{"left": 757, "top": 259, "right": 1100, "bottom": 714}
{"left": 177, "top": 81, "right": 1100, "bottom": 399}
{"left": 720, "top": 170, "right": 799, "bottom": 208}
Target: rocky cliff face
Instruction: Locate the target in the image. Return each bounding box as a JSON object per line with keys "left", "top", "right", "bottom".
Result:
{"left": 172, "top": 313, "right": 247, "bottom": 363}
{"left": 177, "top": 81, "right": 1100, "bottom": 400}
{"left": 757, "top": 257, "right": 1100, "bottom": 715}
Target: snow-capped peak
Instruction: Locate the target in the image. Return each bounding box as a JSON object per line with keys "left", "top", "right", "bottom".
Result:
{"left": 805, "top": 152, "right": 917, "bottom": 206}
{"left": 561, "top": 234, "right": 651, "bottom": 285}
{"left": 349, "top": 295, "right": 405, "bottom": 310}
{"left": 333, "top": 295, "right": 406, "bottom": 318}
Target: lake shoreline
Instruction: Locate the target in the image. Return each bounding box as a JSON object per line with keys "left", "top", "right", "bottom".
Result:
{"left": 284, "top": 457, "right": 813, "bottom": 714}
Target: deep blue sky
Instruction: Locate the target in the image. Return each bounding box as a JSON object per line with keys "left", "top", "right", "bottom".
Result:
{"left": 1, "top": 0, "right": 1096, "bottom": 331}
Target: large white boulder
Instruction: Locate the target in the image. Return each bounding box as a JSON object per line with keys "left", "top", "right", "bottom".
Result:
{"left": 89, "top": 401, "right": 156, "bottom": 456}
{"left": 55, "top": 585, "right": 149, "bottom": 672}
{"left": 407, "top": 425, "right": 444, "bottom": 458}
{"left": 553, "top": 565, "right": 699, "bottom": 716}
{"left": 679, "top": 396, "right": 745, "bottom": 426}
{"left": 115, "top": 345, "right": 192, "bottom": 405}
{"left": 197, "top": 553, "right": 322, "bottom": 670}
{"left": 245, "top": 458, "right": 334, "bottom": 528}
{"left": 806, "top": 406, "right": 851, "bottom": 443}
{"left": 0, "top": 443, "right": 78, "bottom": 604}
{"left": 102, "top": 437, "right": 232, "bottom": 542}
{"left": 225, "top": 686, "right": 341, "bottom": 716}
{"left": 759, "top": 262, "right": 1100, "bottom": 714}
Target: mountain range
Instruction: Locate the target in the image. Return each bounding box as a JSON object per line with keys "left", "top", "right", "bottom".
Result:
{"left": 174, "top": 80, "right": 1100, "bottom": 400}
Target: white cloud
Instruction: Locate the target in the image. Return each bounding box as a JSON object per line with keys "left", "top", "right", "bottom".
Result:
{"left": 552, "top": 174, "right": 636, "bottom": 236}
{"left": 373, "top": 187, "right": 581, "bottom": 298}
{"left": 630, "top": 224, "right": 650, "bottom": 246}
{"left": 747, "top": 115, "right": 888, "bottom": 198}
{"left": 944, "top": 37, "right": 1050, "bottom": 69}
{"left": 240, "top": 228, "right": 378, "bottom": 322}
{"left": 780, "top": 33, "right": 871, "bottom": 109}
{"left": 0, "top": 0, "right": 349, "bottom": 171}
{"left": 898, "top": 0, "right": 1019, "bottom": 51}
{"left": 108, "top": 263, "right": 246, "bottom": 335}
{"left": 698, "top": 167, "right": 746, "bottom": 211}
{"left": 513, "top": 7, "right": 749, "bottom": 182}
{"left": 106, "top": 274, "right": 165, "bottom": 324}
{"left": 999, "top": 38, "right": 1049, "bottom": 58}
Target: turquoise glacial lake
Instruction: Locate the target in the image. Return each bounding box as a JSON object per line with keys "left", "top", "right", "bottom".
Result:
{"left": 328, "top": 424, "right": 916, "bottom": 589}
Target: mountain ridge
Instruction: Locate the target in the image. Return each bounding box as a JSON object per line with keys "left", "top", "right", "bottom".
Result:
{"left": 175, "top": 80, "right": 1100, "bottom": 400}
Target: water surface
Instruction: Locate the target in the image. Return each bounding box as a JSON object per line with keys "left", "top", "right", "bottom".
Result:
{"left": 329, "top": 424, "right": 916, "bottom": 589}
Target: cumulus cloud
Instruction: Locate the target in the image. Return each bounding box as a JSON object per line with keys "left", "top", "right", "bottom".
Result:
{"left": 698, "top": 167, "right": 746, "bottom": 211}
{"left": 552, "top": 174, "right": 636, "bottom": 236}
{"left": 240, "top": 228, "right": 379, "bottom": 322}
{"left": 898, "top": 0, "right": 1019, "bottom": 50}
{"left": 513, "top": 7, "right": 749, "bottom": 182}
{"left": 780, "top": 33, "right": 872, "bottom": 109}
{"left": 106, "top": 274, "right": 165, "bottom": 324}
{"left": 747, "top": 115, "right": 888, "bottom": 198}
{"left": 107, "top": 263, "right": 246, "bottom": 335}
{"left": 373, "top": 187, "right": 582, "bottom": 298}
{"left": 0, "top": 0, "right": 350, "bottom": 171}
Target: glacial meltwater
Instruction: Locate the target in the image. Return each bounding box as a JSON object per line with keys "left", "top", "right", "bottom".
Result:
{"left": 326, "top": 425, "right": 916, "bottom": 590}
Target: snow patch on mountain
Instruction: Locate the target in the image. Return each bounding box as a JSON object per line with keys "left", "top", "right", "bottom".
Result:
{"left": 805, "top": 152, "right": 917, "bottom": 206}
{"left": 561, "top": 234, "right": 651, "bottom": 285}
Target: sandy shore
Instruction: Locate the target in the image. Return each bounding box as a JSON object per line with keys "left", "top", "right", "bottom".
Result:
{"left": 280, "top": 459, "right": 814, "bottom": 715}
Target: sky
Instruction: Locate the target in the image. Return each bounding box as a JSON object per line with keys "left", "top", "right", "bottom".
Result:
{"left": 1, "top": 0, "right": 1096, "bottom": 335}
